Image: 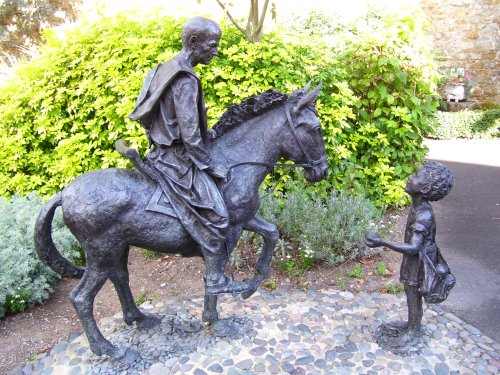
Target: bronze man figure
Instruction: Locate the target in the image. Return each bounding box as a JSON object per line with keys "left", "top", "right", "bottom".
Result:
{"left": 129, "top": 17, "right": 248, "bottom": 295}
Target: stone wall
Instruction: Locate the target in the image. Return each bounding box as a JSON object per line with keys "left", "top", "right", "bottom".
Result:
{"left": 421, "top": 0, "right": 499, "bottom": 104}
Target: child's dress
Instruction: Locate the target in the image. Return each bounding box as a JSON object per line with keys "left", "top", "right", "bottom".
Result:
{"left": 399, "top": 202, "right": 438, "bottom": 288}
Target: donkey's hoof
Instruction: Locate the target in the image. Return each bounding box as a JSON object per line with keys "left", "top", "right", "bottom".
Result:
{"left": 205, "top": 277, "right": 250, "bottom": 295}
{"left": 137, "top": 312, "right": 161, "bottom": 330}
{"left": 241, "top": 288, "right": 256, "bottom": 300}
{"left": 111, "top": 347, "right": 141, "bottom": 364}
{"left": 241, "top": 280, "right": 258, "bottom": 300}
{"left": 202, "top": 311, "right": 219, "bottom": 324}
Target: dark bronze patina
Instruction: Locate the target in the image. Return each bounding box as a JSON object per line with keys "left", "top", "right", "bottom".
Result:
{"left": 34, "top": 17, "right": 328, "bottom": 362}
{"left": 365, "top": 160, "right": 455, "bottom": 355}
{"left": 129, "top": 17, "right": 245, "bottom": 296}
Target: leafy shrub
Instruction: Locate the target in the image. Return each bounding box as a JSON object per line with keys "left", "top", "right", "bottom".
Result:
{"left": 429, "top": 109, "right": 500, "bottom": 139}
{"left": 0, "top": 10, "right": 438, "bottom": 206}
{"left": 471, "top": 109, "right": 500, "bottom": 137}
{"left": 429, "top": 111, "right": 476, "bottom": 139}
{"left": 0, "top": 193, "right": 81, "bottom": 317}
{"left": 258, "top": 176, "right": 382, "bottom": 266}
{"left": 332, "top": 12, "right": 439, "bottom": 206}
{"left": 299, "top": 191, "right": 381, "bottom": 265}
{"left": 0, "top": 14, "right": 180, "bottom": 196}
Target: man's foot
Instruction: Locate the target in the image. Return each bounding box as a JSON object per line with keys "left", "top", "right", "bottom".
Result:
{"left": 205, "top": 276, "right": 249, "bottom": 295}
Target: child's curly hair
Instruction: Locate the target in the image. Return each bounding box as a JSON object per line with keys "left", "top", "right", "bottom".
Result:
{"left": 419, "top": 161, "right": 453, "bottom": 201}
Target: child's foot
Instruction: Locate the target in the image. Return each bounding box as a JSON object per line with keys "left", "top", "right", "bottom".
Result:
{"left": 390, "top": 329, "right": 421, "bottom": 348}
{"left": 377, "top": 321, "right": 408, "bottom": 337}
{"left": 375, "top": 320, "right": 423, "bottom": 353}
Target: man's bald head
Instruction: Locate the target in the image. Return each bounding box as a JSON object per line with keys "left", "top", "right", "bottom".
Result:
{"left": 181, "top": 17, "right": 221, "bottom": 48}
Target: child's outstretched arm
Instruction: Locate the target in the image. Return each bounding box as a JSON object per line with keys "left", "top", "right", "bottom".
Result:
{"left": 364, "top": 231, "right": 424, "bottom": 255}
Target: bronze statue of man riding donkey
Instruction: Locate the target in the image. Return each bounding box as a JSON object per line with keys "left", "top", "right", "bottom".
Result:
{"left": 35, "top": 16, "right": 328, "bottom": 362}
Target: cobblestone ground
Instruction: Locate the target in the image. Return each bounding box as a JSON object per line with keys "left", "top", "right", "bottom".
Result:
{"left": 11, "top": 289, "right": 500, "bottom": 375}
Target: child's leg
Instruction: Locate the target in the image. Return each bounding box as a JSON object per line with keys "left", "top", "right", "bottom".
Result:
{"left": 405, "top": 284, "right": 423, "bottom": 331}
{"left": 377, "top": 284, "right": 422, "bottom": 336}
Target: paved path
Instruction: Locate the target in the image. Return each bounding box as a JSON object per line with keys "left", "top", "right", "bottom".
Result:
{"left": 9, "top": 290, "right": 500, "bottom": 375}
{"left": 425, "top": 139, "right": 500, "bottom": 342}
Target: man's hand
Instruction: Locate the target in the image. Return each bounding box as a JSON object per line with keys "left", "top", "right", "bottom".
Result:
{"left": 207, "top": 129, "right": 218, "bottom": 140}
{"left": 364, "top": 231, "right": 383, "bottom": 248}
{"left": 207, "top": 164, "right": 229, "bottom": 179}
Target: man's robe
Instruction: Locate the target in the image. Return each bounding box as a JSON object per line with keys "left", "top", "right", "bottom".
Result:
{"left": 130, "top": 55, "right": 228, "bottom": 253}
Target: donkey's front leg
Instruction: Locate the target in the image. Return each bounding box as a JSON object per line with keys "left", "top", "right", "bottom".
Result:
{"left": 202, "top": 294, "right": 219, "bottom": 324}
{"left": 202, "top": 225, "right": 243, "bottom": 324}
{"left": 241, "top": 214, "right": 279, "bottom": 299}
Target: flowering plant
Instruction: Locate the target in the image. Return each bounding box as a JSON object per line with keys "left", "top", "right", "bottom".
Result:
{"left": 438, "top": 68, "right": 475, "bottom": 97}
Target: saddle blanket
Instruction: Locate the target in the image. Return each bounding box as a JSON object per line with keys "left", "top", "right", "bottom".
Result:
{"left": 145, "top": 185, "right": 177, "bottom": 217}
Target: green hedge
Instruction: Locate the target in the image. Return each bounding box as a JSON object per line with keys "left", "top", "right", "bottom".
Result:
{"left": 333, "top": 13, "right": 439, "bottom": 205}
{"left": 429, "top": 109, "right": 500, "bottom": 139}
{"left": 0, "top": 11, "right": 438, "bottom": 206}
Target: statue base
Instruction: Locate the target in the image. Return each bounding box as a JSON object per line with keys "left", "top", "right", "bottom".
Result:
{"left": 374, "top": 320, "right": 429, "bottom": 356}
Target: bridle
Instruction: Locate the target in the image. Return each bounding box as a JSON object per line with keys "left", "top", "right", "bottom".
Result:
{"left": 228, "top": 103, "right": 327, "bottom": 173}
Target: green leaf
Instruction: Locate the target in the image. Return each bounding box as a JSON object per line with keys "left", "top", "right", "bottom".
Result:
{"left": 379, "top": 57, "right": 389, "bottom": 66}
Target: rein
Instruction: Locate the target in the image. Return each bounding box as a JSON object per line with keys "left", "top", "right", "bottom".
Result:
{"left": 223, "top": 103, "right": 326, "bottom": 202}
{"left": 228, "top": 159, "right": 326, "bottom": 171}
{"left": 227, "top": 103, "right": 327, "bottom": 173}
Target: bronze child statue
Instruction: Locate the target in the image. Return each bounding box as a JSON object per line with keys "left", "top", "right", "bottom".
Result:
{"left": 364, "top": 160, "right": 455, "bottom": 354}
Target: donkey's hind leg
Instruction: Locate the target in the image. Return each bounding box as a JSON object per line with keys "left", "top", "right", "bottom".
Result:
{"left": 241, "top": 215, "right": 279, "bottom": 299}
{"left": 70, "top": 260, "right": 139, "bottom": 363}
{"left": 109, "top": 246, "right": 161, "bottom": 329}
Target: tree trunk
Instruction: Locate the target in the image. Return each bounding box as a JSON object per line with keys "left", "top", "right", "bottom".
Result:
{"left": 250, "top": 0, "right": 259, "bottom": 42}
{"left": 215, "top": 0, "right": 269, "bottom": 43}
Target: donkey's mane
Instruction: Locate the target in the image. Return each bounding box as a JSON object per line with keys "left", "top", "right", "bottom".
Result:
{"left": 212, "top": 89, "right": 288, "bottom": 137}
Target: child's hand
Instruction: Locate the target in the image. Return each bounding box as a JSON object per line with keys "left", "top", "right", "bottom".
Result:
{"left": 364, "top": 231, "right": 382, "bottom": 248}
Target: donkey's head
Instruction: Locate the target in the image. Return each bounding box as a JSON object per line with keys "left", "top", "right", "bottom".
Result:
{"left": 281, "top": 82, "right": 328, "bottom": 183}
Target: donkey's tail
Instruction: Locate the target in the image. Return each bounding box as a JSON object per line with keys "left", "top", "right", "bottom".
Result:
{"left": 34, "top": 193, "right": 84, "bottom": 279}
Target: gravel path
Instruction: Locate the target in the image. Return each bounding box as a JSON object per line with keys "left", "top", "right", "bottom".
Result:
{"left": 10, "top": 288, "right": 499, "bottom": 375}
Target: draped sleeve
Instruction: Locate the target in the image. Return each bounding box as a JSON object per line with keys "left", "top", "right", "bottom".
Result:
{"left": 171, "top": 74, "right": 213, "bottom": 170}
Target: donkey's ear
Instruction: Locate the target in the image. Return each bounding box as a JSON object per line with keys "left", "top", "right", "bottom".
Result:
{"left": 303, "top": 80, "right": 312, "bottom": 92}
{"left": 297, "top": 81, "right": 322, "bottom": 109}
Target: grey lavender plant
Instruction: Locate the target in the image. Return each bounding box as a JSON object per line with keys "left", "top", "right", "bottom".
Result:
{"left": 0, "top": 193, "right": 81, "bottom": 317}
